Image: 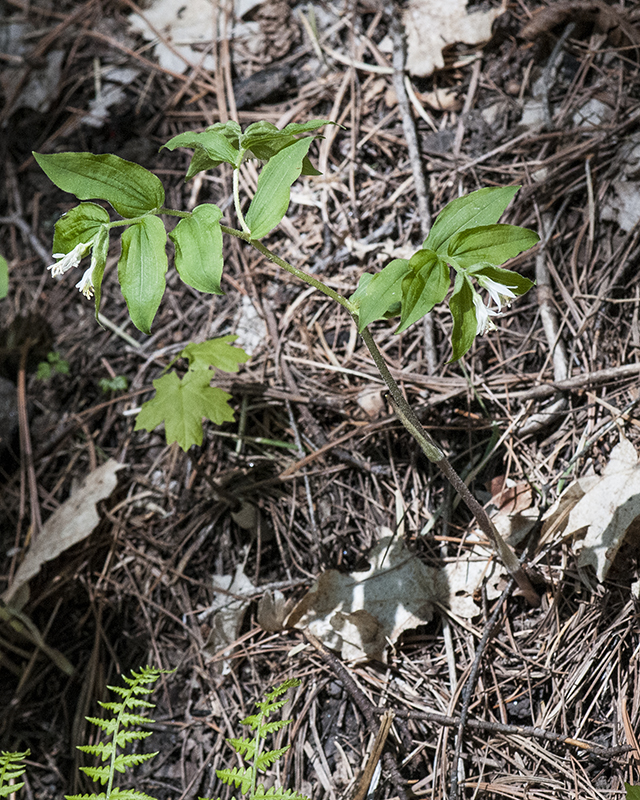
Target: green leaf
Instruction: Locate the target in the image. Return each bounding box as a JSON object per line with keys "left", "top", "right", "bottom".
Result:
{"left": 134, "top": 370, "right": 235, "bottom": 450}
{"left": 53, "top": 202, "right": 110, "bottom": 255}
{"left": 241, "top": 119, "right": 331, "bottom": 163}
{"left": 470, "top": 264, "right": 534, "bottom": 297}
{"left": 118, "top": 215, "right": 168, "bottom": 334}
{"left": 226, "top": 738, "right": 256, "bottom": 759}
{"left": 91, "top": 225, "right": 110, "bottom": 320}
{"left": 215, "top": 767, "right": 253, "bottom": 795}
{"left": 112, "top": 752, "right": 158, "bottom": 773}
{"left": 396, "top": 250, "right": 450, "bottom": 334}
{"left": 181, "top": 336, "right": 250, "bottom": 373}
{"left": 350, "top": 259, "right": 412, "bottom": 331}
{"left": 625, "top": 785, "right": 640, "bottom": 800}
{"left": 109, "top": 788, "right": 159, "bottom": 800}
{"left": 79, "top": 766, "right": 111, "bottom": 784}
{"left": 255, "top": 746, "right": 290, "bottom": 770}
{"left": 240, "top": 120, "right": 291, "bottom": 159}
{"left": 447, "top": 224, "right": 539, "bottom": 268}
{"left": 300, "top": 155, "right": 321, "bottom": 177}
{"left": 245, "top": 137, "right": 313, "bottom": 239}
{"left": 0, "top": 255, "right": 7, "bottom": 299}
{"left": 169, "top": 204, "right": 225, "bottom": 294}
{"left": 0, "top": 783, "right": 25, "bottom": 798}
{"left": 34, "top": 152, "right": 164, "bottom": 219}
{"left": 424, "top": 186, "right": 520, "bottom": 254}
{"left": 279, "top": 119, "right": 334, "bottom": 137}
{"left": 162, "top": 128, "right": 241, "bottom": 171}
{"left": 449, "top": 273, "right": 477, "bottom": 362}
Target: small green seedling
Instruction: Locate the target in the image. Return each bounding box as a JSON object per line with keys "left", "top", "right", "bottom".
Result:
{"left": 99, "top": 375, "right": 129, "bottom": 393}
{"left": 36, "top": 351, "right": 70, "bottom": 380}
{"left": 134, "top": 335, "right": 249, "bottom": 450}
{"left": 203, "top": 678, "right": 308, "bottom": 800}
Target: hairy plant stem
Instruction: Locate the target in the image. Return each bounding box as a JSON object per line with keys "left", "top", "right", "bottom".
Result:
{"left": 221, "top": 225, "right": 353, "bottom": 312}
{"left": 233, "top": 165, "right": 251, "bottom": 235}
{"left": 359, "top": 327, "right": 540, "bottom": 606}
{"left": 223, "top": 228, "right": 540, "bottom": 607}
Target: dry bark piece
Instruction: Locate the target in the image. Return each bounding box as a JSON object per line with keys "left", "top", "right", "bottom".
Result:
{"left": 520, "top": 1, "right": 640, "bottom": 47}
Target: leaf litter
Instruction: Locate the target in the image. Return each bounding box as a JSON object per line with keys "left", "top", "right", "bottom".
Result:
{"left": 2, "top": 0, "right": 640, "bottom": 798}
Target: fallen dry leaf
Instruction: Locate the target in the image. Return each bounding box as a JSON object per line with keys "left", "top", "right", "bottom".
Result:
{"left": 541, "top": 437, "right": 640, "bottom": 581}
{"left": 404, "top": 0, "right": 506, "bottom": 77}
{"left": 2, "top": 459, "right": 124, "bottom": 609}
{"left": 201, "top": 565, "right": 255, "bottom": 673}
{"left": 286, "top": 532, "right": 444, "bottom": 663}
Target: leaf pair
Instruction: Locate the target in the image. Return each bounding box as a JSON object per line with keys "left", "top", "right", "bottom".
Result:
{"left": 162, "top": 119, "right": 329, "bottom": 176}
{"left": 134, "top": 336, "right": 250, "bottom": 451}
{"left": 163, "top": 119, "right": 332, "bottom": 240}
{"left": 351, "top": 186, "right": 539, "bottom": 361}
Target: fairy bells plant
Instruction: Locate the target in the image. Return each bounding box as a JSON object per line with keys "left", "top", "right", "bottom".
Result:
{"left": 34, "top": 119, "right": 541, "bottom": 604}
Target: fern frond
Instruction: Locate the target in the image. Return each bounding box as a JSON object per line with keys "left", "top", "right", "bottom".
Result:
{"left": 65, "top": 789, "right": 158, "bottom": 800}
{"left": 226, "top": 738, "right": 256, "bottom": 759}
{"left": 215, "top": 766, "right": 253, "bottom": 795}
{"left": 0, "top": 749, "right": 30, "bottom": 797}
{"left": 85, "top": 717, "right": 118, "bottom": 736}
{"left": 77, "top": 666, "right": 172, "bottom": 800}
{"left": 255, "top": 746, "right": 290, "bottom": 771}
{"left": 98, "top": 706, "right": 154, "bottom": 726}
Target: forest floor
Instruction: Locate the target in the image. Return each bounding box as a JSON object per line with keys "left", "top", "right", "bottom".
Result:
{"left": 1, "top": 1, "right": 640, "bottom": 799}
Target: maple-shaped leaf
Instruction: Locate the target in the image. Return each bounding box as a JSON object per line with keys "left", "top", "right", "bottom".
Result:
{"left": 135, "top": 370, "right": 235, "bottom": 450}
{"left": 181, "top": 335, "right": 250, "bottom": 373}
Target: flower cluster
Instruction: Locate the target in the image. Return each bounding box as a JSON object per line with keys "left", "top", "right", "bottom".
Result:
{"left": 473, "top": 275, "right": 519, "bottom": 335}
{"left": 47, "top": 241, "right": 99, "bottom": 299}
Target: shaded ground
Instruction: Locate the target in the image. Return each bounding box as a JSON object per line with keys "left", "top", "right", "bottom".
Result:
{"left": 1, "top": 1, "right": 640, "bottom": 799}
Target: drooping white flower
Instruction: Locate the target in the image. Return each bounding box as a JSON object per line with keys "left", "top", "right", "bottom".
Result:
{"left": 47, "top": 242, "right": 91, "bottom": 277}
{"left": 75, "top": 267, "right": 96, "bottom": 299}
{"left": 473, "top": 291, "right": 497, "bottom": 336}
{"left": 476, "top": 275, "right": 518, "bottom": 311}
{"left": 75, "top": 237, "right": 107, "bottom": 299}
